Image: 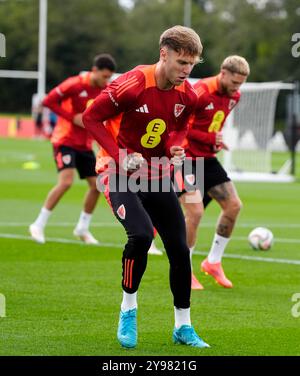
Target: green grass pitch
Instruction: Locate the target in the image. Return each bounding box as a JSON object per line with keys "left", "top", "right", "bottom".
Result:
{"left": 0, "top": 138, "right": 300, "bottom": 356}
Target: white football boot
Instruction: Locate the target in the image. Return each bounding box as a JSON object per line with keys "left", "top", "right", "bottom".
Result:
{"left": 148, "top": 240, "right": 163, "bottom": 255}
{"left": 29, "top": 223, "right": 45, "bottom": 244}
{"left": 73, "top": 228, "right": 99, "bottom": 245}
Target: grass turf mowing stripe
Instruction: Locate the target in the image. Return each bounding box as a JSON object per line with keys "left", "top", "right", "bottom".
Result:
{"left": 1, "top": 232, "right": 300, "bottom": 265}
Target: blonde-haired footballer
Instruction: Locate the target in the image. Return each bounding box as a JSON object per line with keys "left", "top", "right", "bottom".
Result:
{"left": 177, "top": 55, "right": 250, "bottom": 289}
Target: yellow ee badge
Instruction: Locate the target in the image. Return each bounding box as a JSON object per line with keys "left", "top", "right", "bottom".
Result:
{"left": 208, "top": 111, "right": 225, "bottom": 133}
{"left": 141, "top": 118, "right": 166, "bottom": 148}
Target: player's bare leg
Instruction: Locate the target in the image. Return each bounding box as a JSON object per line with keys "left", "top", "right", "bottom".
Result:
{"left": 201, "top": 181, "right": 242, "bottom": 288}
{"left": 29, "top": 169, "right": 75, "bottom": 243}
{"left": 73, "top": 176, "right": 100, "bottom": 245}
{"left": 180, "top": 190, "right": 204, "bottom": 249}
{"left": 180, "top": 190, "right": 204, "bottom": 290}
{"left": 44, "top": 168, "right": 75, "bottom": 210}
{"left": 82, "top": 176, "right": 100, "bottom": 214}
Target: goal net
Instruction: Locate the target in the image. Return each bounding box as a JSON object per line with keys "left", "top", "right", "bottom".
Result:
{"left": 221, "top": 82, "right": 295, "bottom": 182}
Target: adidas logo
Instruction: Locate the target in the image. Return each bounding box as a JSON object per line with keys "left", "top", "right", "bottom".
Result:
{"left": 205, "top": 102, "right": 214, "bottom": 110}
{"left": 79, "top": 90, "right": 88, "bottom": 97}
{"left": 135, "top": 104, "right": 149, "bottom": 113}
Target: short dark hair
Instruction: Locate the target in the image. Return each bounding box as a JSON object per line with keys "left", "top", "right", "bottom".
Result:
{"left": 93, "top": 54, "right": 116, "bottom": 71}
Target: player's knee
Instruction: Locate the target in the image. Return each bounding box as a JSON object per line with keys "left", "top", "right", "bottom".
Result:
{"left": 89, "top": 186, "right": 99, "bottom": 195}
{"left": 87, "top": 177, "right": 97, "bottom": 190}
{"left": 59, "top": 180, "right": 73, "bottom": 191}
{"left": 228, "top": 197, "right": 243, "bottom": 216}
{"left": 186, "top": 204, "right": 203, "bottom": 225}
{"left": 129, "top": 230, "right": 153, "bottom": 252}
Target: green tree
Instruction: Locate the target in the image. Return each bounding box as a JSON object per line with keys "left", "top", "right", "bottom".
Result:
{"left": 0, "top": 0, "right": 299, "bottom": 113}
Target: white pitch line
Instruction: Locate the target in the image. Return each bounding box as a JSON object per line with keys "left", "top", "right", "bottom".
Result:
{"left": 0, "top": 233, "right": 121, "bottom": 248}
{"left": 1, "top": 221, "right": 300, "bottom": 229}
{"left": 235, "top": 223, "right": 300, "bottom": 229}
{"left": 0, "top": 233, "right": 300, "bottom": 266}
{"left": 0, "top": 222, "right": 120, "bottom": 227}
{"left": 193, "top": 250, "right": 300, "bottom": 265}
{"left": 233, "top": 236, "right": 300, "bottom": 244}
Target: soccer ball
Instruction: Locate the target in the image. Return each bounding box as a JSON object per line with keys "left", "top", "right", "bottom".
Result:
{"left": 248, "top": 227, "right": 274, "bottom": 250}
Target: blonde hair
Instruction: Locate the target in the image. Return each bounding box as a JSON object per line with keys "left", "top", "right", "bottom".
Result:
{"left": 159, "top": 25, "right": 203, "bottom": 61}
{"left": 221, "top": 55, "right": 250, "bottom": 76}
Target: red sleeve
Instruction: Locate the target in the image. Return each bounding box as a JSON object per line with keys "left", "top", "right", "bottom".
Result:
{"left": 83, "top": 70, "right": 144, "bottom": 163}
{"left": 42, "top": 76, "right": 80, "bottom": 122}
{"left": 188, "top": 128, "right": 216, "bottom": 145}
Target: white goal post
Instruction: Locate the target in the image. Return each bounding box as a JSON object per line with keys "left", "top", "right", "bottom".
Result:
{"left": 0, "top": 0, "right": 47, "bottom": 101}
{"left": 221, "top": 82, "right": 295, "bottom": 182}
{"left": 187, "top": 78, "right": 296, "bottom": 182}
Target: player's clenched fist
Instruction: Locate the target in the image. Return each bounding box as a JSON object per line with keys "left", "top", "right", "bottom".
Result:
{"left": 122, "top": 152, "right": 145, "bottom": 172}
{"left": 170, "top": 146, "right": 186, "bottom": 166}
{"left": 212, "top": 132, "right": 229, "bottom": 153}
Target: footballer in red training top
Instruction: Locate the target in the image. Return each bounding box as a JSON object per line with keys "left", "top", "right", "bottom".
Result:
{"left": 87, "top": 64, "right": 210, "bottom": 180}
{"left": 29, "top": 54, "right": 116, "bottom": 246}
{"left": 178, "top": 55, "right": 250, "bottom": 291}
{"left": 186, "top": 74, "right": 240, "bottom": 159}
{"left": 82, "top": 25, "right": 211, "bottom": 349}
{"left": 45, "top": 71, "right": 103, "bottom": 152}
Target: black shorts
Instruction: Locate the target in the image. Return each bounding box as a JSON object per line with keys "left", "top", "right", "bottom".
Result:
{"left": 53, "top": 145, "right": 97, "bottom": 179}
{"left": 174, "top": 158, "right": 230, "bottom": 207}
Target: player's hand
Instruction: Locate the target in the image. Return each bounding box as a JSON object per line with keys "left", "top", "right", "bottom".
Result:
{"left": 212, "top": 142, "right": 229, "bottom": 153}
{"left": 215, "top": 132, "right": 223, "bottom": 146}
{"left": 170, "top": 146, "right": 185, "bottom": 166}
{"left": 220, "top": 142, "right": 229, "bottom": 151}
{"left": 122, "top": 152, "right": 145, "bottom": 172}
{"left": 73, "top": 113, "right": 84, "bottom": 128}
